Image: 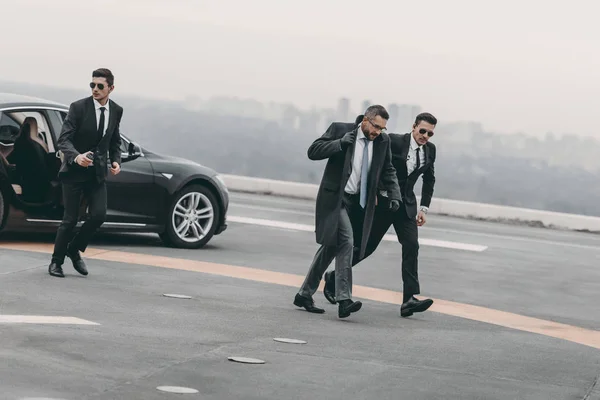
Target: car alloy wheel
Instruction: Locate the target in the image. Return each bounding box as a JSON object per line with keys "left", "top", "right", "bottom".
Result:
{"left": 172, "top": 191, "right": 214, "bottom": 242}
{"left": 161, "top": 184, "right": 220, "bottom": 249}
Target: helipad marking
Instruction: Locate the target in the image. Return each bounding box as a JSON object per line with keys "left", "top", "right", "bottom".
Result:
{"left": 227, "top": 215, "right": 488, "bottom": 252}
{"left": 0, "top": 315, "right": 99, "bottom": 325}
{"left": 1, "top": 242, "right": 599, "bottom": 350}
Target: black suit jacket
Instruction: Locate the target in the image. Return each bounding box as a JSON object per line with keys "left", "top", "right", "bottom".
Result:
{"left": 308, "top": 115, "right": 401, "bottom": 259}
{"left": 57, "top": 96, "right": 123, "bottom": 183}
{"left": 382, "top": 133, "right": 436, "bottom": 219}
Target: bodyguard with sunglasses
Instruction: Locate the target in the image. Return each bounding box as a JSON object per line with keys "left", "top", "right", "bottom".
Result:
{"left": 48, "top": 68, "right": 123, "bottom": 278}
{"left": 294, "top": 105, "right": 402, "bottom": 318}
{"left": 323, "top": 112, "right": 438, "bottom": 317}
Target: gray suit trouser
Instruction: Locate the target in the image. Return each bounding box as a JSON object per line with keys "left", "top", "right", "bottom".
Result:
{"left": 299, "top": 194, "right": 362, "bottom": 302}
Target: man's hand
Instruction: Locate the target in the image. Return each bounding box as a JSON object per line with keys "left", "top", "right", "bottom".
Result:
{"left": 417, "top": 210, "right": 427, "bottom": 226}
{"left": 75, "top": 151, "right": 94, "bottom": 167}
{"left": 110, "top": 162, "right": 121, "bottom": 175}
{"left": 340, "top": 132, "right": 355, "bottom": 149}
{"left": 389, "top": 199, "right": 400, "bottom": 212}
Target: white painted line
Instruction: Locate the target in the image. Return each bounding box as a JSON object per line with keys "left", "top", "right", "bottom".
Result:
{"left": 384, "top": 234, "right": 488, "bottom": 252}
{"left": 230, "top": 202, "right": 314, "bottom": 216}
{"left": 227, "top": 216, "right": 488, "bottom": 252}
{"left": 231, "top": 203, "right": 600, "bottom": 252}
{"left": 229, "top": 216, "right": 313, "bottom": 232}
{"left": 0, "top": 315, "right": 100, "bottom": 325}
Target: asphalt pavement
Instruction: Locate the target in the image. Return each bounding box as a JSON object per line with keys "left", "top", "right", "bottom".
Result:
{"left": 0, "top": 192, "right": 599, "bottom": 399}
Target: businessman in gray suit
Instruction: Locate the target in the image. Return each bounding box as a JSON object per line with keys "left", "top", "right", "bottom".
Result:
{"left": 293, "top": 105, "right": 402, "bottom": 318}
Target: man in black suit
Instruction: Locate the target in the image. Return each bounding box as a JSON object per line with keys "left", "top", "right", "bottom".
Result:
{"left": 48, "top": 68, "right": 123, "bottom": 278}
{"left": 294, "top": 105, "right": 402, "bottom": 318}
{"left": 322, "top": 112, "right": 438, "bottom": 318}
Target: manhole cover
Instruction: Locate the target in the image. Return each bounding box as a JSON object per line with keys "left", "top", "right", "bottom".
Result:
{"left": 162, "top": 294, "right": 192, "bottom": 299}
{"left": 273, "top": 338, "right": 307, "bottom": 344}
{"left": 227, "top": 356, "right": 265, "bottom": 364}
{"left": 156, "top": 386, "right": 199, "bottom": 394}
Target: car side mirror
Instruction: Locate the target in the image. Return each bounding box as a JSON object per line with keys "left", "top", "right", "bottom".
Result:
{"left": 122, "top": 142, "right": 142, "bottom": 162}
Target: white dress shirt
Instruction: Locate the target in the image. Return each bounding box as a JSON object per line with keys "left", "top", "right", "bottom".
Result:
{"left": 406, "top": 134, "right": 425, "bottom": 175}
{"left": 344, "top": 130, "right": 373, "bottom": 194}
{"left": 380, "top": 134, "right": 428, "bottom": 212}
{"left": 93, "top": 98, "right": 110, "bottom": 137}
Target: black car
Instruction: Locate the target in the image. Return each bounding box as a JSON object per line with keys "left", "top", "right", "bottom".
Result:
{"left": 0, "top": 93, "right": 228, "bottom": 248}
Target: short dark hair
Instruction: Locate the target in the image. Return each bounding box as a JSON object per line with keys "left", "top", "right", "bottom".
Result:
{"left": 415, "top": 112, "right": 437, "bottom": 126}
{"left": 364, "top": 105, "right": 389, "bottom": 120}
{"left": 92, "top": 68, "right": 114, "bottom": 86}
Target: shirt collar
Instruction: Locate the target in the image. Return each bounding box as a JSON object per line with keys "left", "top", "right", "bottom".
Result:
{"left": 357, "top": 127, "right": 373, "bottom": 144}
{"left": 93, "top": 98, "right": 110, "bottom": 111}
{"left": 410, "top": 134, "right": 422, "bottom": 151}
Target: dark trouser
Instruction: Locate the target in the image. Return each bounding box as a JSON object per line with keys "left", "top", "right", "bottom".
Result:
{"left": 299, "top": 193, "right": 365, "bottom": 302}
{"left": 353, "top": 194, "right": 420, "bottom": 300}
{"left": 51, "top": 178, "right": 107, "bottom": 264}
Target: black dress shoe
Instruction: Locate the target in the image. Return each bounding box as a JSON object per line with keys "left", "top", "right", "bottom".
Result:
{"left": 323, "top": 271, "right": 336, "bottom": 304}
{"left": 67, "top": 246, "right": 88, "bottom": 276}
{"left": 48, "top": 263, "right": 65, "bottom": 278}
{"left": 400, "top": 296, "right": 433, "bottom": 317}
{"left": 338, "top": 299, "right": 362, "bottom": 318}
{"left": 293, "top": 293, "right": 325, "bottom": 314}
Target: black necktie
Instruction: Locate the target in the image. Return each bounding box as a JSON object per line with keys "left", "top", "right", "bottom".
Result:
{"left": 98, "top": 107, "right": 106, "bottom": 139}
{"left": 415, "top": 147, "right": 421, "bottom": 170}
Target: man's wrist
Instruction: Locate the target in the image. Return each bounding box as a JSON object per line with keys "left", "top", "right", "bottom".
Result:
{"left": 420, "top": 206, "right": 429, "bottom": 214}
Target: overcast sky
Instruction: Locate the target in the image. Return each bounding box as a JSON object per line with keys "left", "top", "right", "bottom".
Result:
{"left": 1, "top": 0, "right": 598, "bottom": 138}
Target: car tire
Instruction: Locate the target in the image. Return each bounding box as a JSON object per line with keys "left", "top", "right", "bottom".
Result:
{"left": 160, "top": 184, "right": 220, "bottom": 249}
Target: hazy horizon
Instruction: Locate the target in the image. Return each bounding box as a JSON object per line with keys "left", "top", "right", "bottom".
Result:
{"left": 1, "top": 0, "right": 598, "bottom": 139}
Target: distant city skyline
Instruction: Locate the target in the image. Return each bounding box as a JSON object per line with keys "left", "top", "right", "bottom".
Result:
{"left": 185, "top": 94, "right": 428, "bottom": 134}
{"left": 1, "top": 0, "right": 598, "bottom": 141}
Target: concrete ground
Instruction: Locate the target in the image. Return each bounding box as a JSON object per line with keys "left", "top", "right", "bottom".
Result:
{"left": 0, "top": 192, "right": 599, "bottom": 399}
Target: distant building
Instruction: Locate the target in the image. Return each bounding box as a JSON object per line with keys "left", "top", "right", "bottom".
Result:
{"left": 336, "top": 97, "right": 350, "bottom": 121}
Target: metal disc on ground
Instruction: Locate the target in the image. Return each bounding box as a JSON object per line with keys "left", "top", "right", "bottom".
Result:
{"left": 273, "top": 338, "right": 307, "bottom": 344}
{"left": 162, "top": 294, "right": 192, "bottom": 299}
{"left": 156, "top": 386, "right": 199, "bottom": 394}
{"left": 227, "top": 356, "right": 266, "bottom": 364}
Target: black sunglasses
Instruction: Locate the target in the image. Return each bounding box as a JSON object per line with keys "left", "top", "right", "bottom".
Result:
{"left": 89, "top": 82, "right": 106, "bottom": 90}
{"left": 418, "top": 128, "right": 434, "bottom": 137}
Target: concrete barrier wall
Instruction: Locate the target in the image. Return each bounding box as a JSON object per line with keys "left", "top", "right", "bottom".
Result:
{"left": 220, "top": 174, "right": 600, "bottom": 233}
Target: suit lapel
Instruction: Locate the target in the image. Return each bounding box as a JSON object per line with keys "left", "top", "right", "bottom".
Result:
{"left": 367, "top": 135, "right": 384, "bottom": 187}
{"left": 83, "top": 97, "right": 97, "bottom": 138}
{"left": 425, "top": 142, "right": 433, "bottom": 166}
{"left": 105, "top": 99, "right": 117, "bottom": 137}
{"left": 342, "top": 127, "right": 359, "bottom": 180}
{"left": 400, "top": 134, "right": 410, "bottom": 164}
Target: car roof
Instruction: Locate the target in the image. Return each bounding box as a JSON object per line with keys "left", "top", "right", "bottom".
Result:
{"left": 0, "top": 92, "right": 68, "bottom": 110}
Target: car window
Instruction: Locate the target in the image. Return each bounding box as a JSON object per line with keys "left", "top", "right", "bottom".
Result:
{"left": 47, "top": 110, "right": 65, "bottom": 150}
{"left": 4, "top": 111, "right": 56, "bottom": 153}
{"left": 120, "top": 136, "right": 129, "bottom": 154}
{"left": 0, "top": 112, "right": 21, "bottom": 144}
